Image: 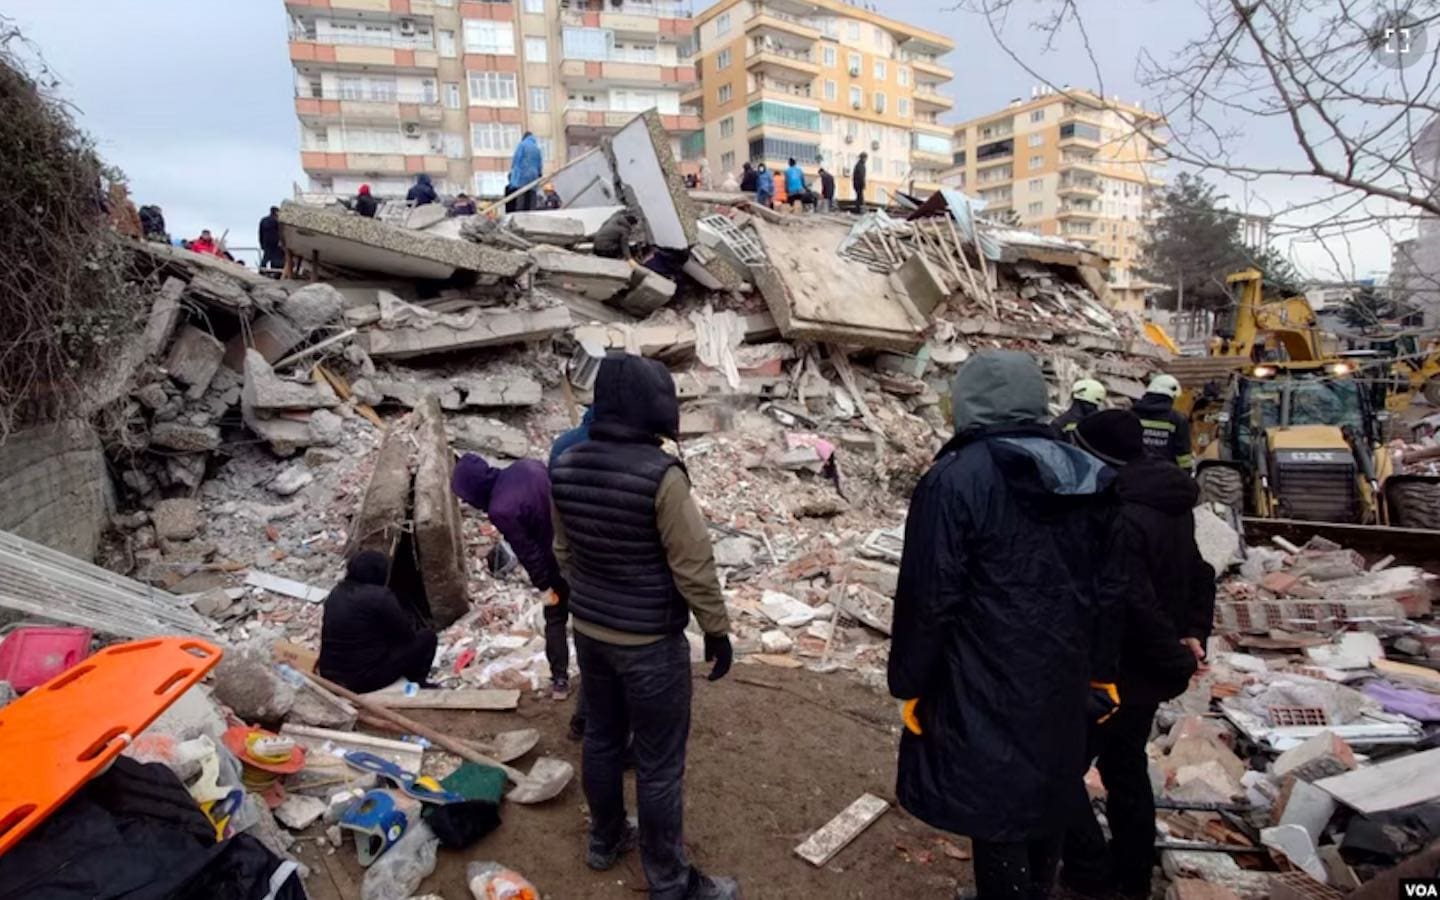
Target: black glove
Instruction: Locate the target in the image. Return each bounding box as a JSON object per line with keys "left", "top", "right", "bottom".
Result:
{"left": 703, "top": 634, "right": 732, "bottom": 682}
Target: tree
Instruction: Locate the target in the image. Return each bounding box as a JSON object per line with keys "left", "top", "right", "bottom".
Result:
{"left": 1140, "top": 173, "right": 1247, "bottom": 310}
{"left": 1339, "top": 286, "right": 1406, "bottom": 330}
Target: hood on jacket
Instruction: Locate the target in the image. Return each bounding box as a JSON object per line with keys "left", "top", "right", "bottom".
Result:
{"left": 950, "top": 350, "right": 1048, "bottom": 433}
{"left": 346, "top": 550, "right": 389, "bottom": 586}
{"left": 416, "top": 174, "right": 433, "bottom": 187}
{"left": 1115, "top": 458, "right": 1200, "bottom": 514}
{"left": 1075, "top": 409, "right": 1145, "bottom": 465}
{"left": 359, "top": 184, "right": 371, "bottom": 196}
{"left": 592, "top": 353, "right": 679, "bottom": 441}
{"left": 993, "top": 436, "right": 1114, "bottom": 497}
{"left": 452, "top": 453, "right": 500, "bottom": 510}
{"left": 1132, "top": 391, "right": 1174, "bottom": 416}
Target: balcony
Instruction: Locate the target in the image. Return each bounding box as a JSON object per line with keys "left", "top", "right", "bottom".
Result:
{"left": 900, "top": 53, "right": 953, "bottom": 83}
{"left": 1057, "top": 201, "right": 1100, "bottom": 219}
{"left": 563, "top": 105, "right": 701, "bottom": 134}
{"left": 289, "top": 31, "right": 440, "bottom": 72}
{"left": 912, "top": 87, "right": 953, "bottom": 111}
{"left": 300, "top": 151, "right": 448, "bottom": 176}
{"left": 745, "top": 9, "right": 821, "bottom": 43}
{"left": 745, "top": 44, "right": 820, "bottom": 82}
{"left": 748, "top": 77, "right": 814, "bottom": 102}
{"left": 1058, "top": 121, "right": 1102, "bottom": 147}
{"left": 1057, "top": 177, "right": 1102, "bottom": 197}
{"left": 286, "top": 0, "right": 436, "bottom": 17}
{"left": 559, "top": 56, "right": 697, "bottom": 88}
{"left": 296, "top": 92, "right": 444, "bottom": 126}
{"left": 560, "top": 1, "right": 695, "bottom": 39}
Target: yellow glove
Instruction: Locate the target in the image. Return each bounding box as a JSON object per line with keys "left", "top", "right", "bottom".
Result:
{"left": 901, "top": 698, "right": 923, "bottom": 735}
{"left": 1088, "top": 681, "right": 1120, "bottom": 725}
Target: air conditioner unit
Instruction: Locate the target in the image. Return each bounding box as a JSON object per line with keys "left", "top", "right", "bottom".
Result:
{"left": 848, "top": 66, "right": 861, "bottom": 76}
{"left": 399, "top": 18, "right": 416, "bottom": 35}
{"left": 851, "top": 101, "right": 861, "bottom": 110}
{"left": 870, "top": 140, "right": 880, "bottom": 151}
{"left": 843, "top": 134, "right": 854, "bottom": 144}
{"left": 403, "top": 122, "right": 422, "bottom": 138}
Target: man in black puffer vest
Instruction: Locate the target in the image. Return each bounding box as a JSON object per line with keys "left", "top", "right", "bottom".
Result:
{"left": 550, "top": 354, "right": 738, "bottom": 900}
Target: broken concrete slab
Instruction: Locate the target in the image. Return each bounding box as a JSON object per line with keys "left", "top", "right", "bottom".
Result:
{"left": 150, "top": 422, "right": 221, "bottom": 453}
{"left": 412, "top": 397, "right": 470, "bottom": 627}
{"left": 530, "top": 246, "right": 634, "bottom": 301}
{"left": 223, "top": 314, "right": 306, "bottom": 371}
{"left": 618, "top": 267, "right": 677, "bottom": 316}
{"left": 405, "top": 203, "right": 448, "bottom": 232}
{"left": 186, "top": 269, "right": 251, "bottom": 311}
{"left": 896, "top": 252, "right": 948, "bottom": 318}
{"left": 274, "top": 794, "right": 327, "bottom": 831}
{"left": 143, "top": 277, "right": 186, "bottom": 358}
{"left": 608, "top": 110, "right": 698, "bottom": 251}
{"left": 462, "top": 375, "right": 543, "bottom": 408}
{"left": 362, "top": 305, "right": 572, "bottom": 360}
{"left": 505, "top": 212, "right": 586, "bottom": 246}
{"left": 280, "top": 283, "right": 345, "bottom": 331}
{"left": 153, "top": 498, "right": 203, "bottom": 541}
{"left": 449, "top": 416, "right": 529, "bottom": 459}
{"left": 242, "top": 351, "right": 340, "bottom": 411}
{"left": 348, "top": 420, "right": 414, "bottom": 560}
{"left": 279, "top": 202, "right": 529, "bottom": 281}
{"left": 165, "top": 326, "right": 225, "bottom": 398}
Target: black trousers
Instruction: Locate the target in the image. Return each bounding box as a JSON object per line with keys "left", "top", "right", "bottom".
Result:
{"left": 576, "top": 631, "right": 693, "bottom": 900}
{"left": 260, "top": 246, "right": 285, "bottom": 270}
{"left": 853, "top": 186, "right": 866, "bottom": 212}
{"left": 543, "top": 584, "right": 571, "bottom": 684}
{"left": 972, "top": 835, "right": 1062, "bottom": 900}
{"left": 1062, "top": 702, "right": 1159, "bottom": 895}
{"left": 324, "top": 629, "right": 437, "bottom": 694}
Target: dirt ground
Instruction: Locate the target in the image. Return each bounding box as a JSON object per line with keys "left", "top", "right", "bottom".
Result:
{"left": 295, "top": 665, "right": 972, "bottom": 899}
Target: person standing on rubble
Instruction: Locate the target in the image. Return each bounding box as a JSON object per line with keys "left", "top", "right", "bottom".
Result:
{"left": 452, "top": 455, "right": 573, "bottom": 701}
{"left": 1052, "top": 378, "right": 1108, "bottom": 441}
{"left": 889, "top": 349, "right": 1117, "bottom": 900}
{"left": 317, "top": 551, "right": 438, "bottom": 693}
{"left": 407, "top": 173, "right": 438, "bottom": 207}
{"left": 1132, "top": 374, "right": 1193, "bottom": 468}
{"left": 258, "top": 206, "right": 284, "bottom": 272}
{"left": 550, "top": 354, "right": 739, "bottom": 900}
{"left": 739, "top": 161, "right": 758, "bottom": 193}
{"left": 754, "top": 163, "right": 775, "bottom": 208}
{"left": 1063, "top": 410, "right": 1213, "bottom": 899}
{"left": 818, "top": 166, "right": 836, "bottom": 213}
{"left": 509, "top": 131, "right": 544, "bottom": 212}
{"left": 353, "top": 184, "right": 379, "bottom": 218}
{"left": 784, "top": 157, "right": 815, "bottom": 211}
{"left": 852, "top": 151, "right": 868, "bottom": 213}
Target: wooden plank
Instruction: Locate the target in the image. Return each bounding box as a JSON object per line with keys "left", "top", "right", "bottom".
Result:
{"left": 1315, "top": 747, "right": 1440, "bottom": 814}
{"left": 794, "top": 792, "right": 889, "bottom": 867}
{"left": 246, "top": 570, "right": 328, "bottom": 604}
{"left": 279, "top": 722, "right": 424, "bottom": 775}
{"left": 272, "top": 639, "right": 319, "bottom": 673}
{"left": 372, "top": 688, "right": 521, "bottom": 711}
{"left": 1372, "top": 657, "right": 1440, "bottom": 688}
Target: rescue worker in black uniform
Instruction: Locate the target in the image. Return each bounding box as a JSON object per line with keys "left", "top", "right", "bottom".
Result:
{"left": 1132, "top": 374, "right": 1193, "bottom": 468}
{"left": 1052, "top": 378, "right": 1107, "bottom": 442}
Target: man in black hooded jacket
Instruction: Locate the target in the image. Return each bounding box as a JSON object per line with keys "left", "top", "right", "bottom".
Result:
{"left": 317, "top": 551, "right": 438, "bottom": 693}
{"left": 889, "top": 350, "right": 1118, "bottom": 900}
{"left": 1064, "top": 410, "right": 1214, "bottom": 898}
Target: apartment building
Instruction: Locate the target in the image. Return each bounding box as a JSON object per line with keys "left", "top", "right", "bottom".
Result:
{"left": 285, "top": 0, "right": 701, "bottom": 201}
{"left": 945, "top": 88, "right": 1165, "bottom": 311}
{"left": 687, "top": 0, "right": 955, "bottom": 205}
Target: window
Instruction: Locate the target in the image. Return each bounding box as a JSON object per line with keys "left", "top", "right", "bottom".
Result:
{"left": 464, "top": 21, "right": 514, "bottom": 55}
{"left": 719, "top": 116, "right": 734, "bottom": 138}
{"left": 472, "top": 122, "right": 522, "bottom": 154}
{"left": 748, "top": 100, "right": 820, "bottom": 131}
{"left": 892, "top": 160, "right": 905, "bottom": 177}
{"left": 529, "top": 86, "right": 550, "bottom": 112}
{"left": 444, "top": 82, "right": 461, "bottom": 109}
{"left": 1030, "top": 109, "right": 1045, "bottom": 123}
{"left": 898, "top": 67, "right": 909, "bottom": 87}
{"left": 717, "top": 48, "right": 731, "bottom": 69}
{"left": 848, "top": 86, "right": 862, "bottom": 107}
{"left": 1028, "top": 178, "right": 1042, "bottom": 192}
{"left": 823, "top": 46, "right": 836, "bottom": 67}
{"left": 525, "top": 37, "right": 548, "bottom": 62}
{"left": 847, "top": 22, "right": 860, "bottom": 40}
{"left": 563, "top": 27, "right": 612, "bottom": 61}
{"left": 873, "top": 26, "right": 883, "bottom": 45}
{"left": 897, "top": 97, "right": 909, "bottom": 117}
{"left": 439, "top": 29, "right": 456, "bottom": 57}
{"left": 338, "top": 76, "right": 363, "bottom": 100}
{"left": 976, "top": 138, "right": 1013, "bottom": 160}
{"left": 716, "top": 12, "right": 731, "bottom": 35}
{"left": 1027, "top": 201, "right": 1043, "bottom": 215}
{"left": 468, "top": 72, "right": 518, "bottom": 106}
{"left": 873, "top": 60, "right": 886, "bottom": 80}
{"left": 421, "top": 79, "right": 437, "bottom": 104}
{"left": 824, "top": 80, "right": 837, "bottom": 101}
{"left": 721, "top": 150, "right": 735, "bottom": 171}
{"left": 1029, "top": 154, "right": 1043, "bottom": 169}
{"left": 1059, "top": 122, "right": 1101, "bottom": 141}
{"left": 1028, "top": 133, "right": 1043, "bottom": 147}
{"left": 537, "top": 137, "right": 555, "bottom": 163}
{"left": 475, "top": 171, "right": 508, "bottom": 196}
{"left": 847, "top": 52, "right": 861, "bottom": 74}
{"left": 436, "top": 0, "right": 455, "bottom": 6}
{"left": 747, "top": 136, "right": 820, "bottom": 163}
{"left": 524, "top": 0, "right": 544, "bottom": 11}
{"left": 366, "top": 78, "right": 397, "bottom": 101}
{"left": 718, "top": 84, "right": 732, "bottom": 103}
{"left": 443, "top": 133, "right": 466, "bottom": 159}
{"left": 873, "top": 92, "right": 885, "bottom": 113}
{"left": 912, "top": 132, "right": 949, "bottom": 155}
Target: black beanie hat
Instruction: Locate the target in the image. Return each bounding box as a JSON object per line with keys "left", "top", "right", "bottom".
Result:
{"left": 1076, "top": 409, "right": 1145, "bottom": 465}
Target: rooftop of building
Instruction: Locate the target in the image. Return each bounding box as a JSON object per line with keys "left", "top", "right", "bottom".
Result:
{"left": 693, "top": 0, "right": 954, "bottom": 53}
{"left": 953, "top": 87, "right": 1165, "bottom": 131}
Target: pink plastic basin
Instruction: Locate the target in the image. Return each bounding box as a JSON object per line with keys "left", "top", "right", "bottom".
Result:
{"left": 0, "top": 626, "right": 93, "bottom": 692}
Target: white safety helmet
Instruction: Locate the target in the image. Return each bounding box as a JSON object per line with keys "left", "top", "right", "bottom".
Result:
{"left": 1147, "top": 374, "right": 1181, "bottom": 398}
{"left": 1071, "top": 378, "right": 1107, "bottom": 405}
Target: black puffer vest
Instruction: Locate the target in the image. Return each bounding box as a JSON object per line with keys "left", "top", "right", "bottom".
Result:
{"left": 551, "top": 438, "right": 687, "bottom": 635}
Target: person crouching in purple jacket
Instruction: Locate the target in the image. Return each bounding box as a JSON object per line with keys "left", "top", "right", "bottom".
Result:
{"left": 453, "top": 455, "right": 573, "bottom": 700}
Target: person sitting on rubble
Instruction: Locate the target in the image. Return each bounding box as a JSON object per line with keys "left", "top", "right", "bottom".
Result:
{"left": 1053, "top": 378, "right": 1108, "bottom": 441}
{"left": 593, "top": 210, "right": 639, "bottom": 260}
{"left": 1132, "top": 373, "right": 1193, "bottom": 468}
{"left": 550, "top": 353, "right": 739, "bottom": 900}
{"left": 739, "top": 161, "right": 758, "bottom": 193}
{"left": 139, "top": 204, "right": 168, "bottom": 242}
{"left": 754, "top": 163, "right": 775, "bottom": 208}
{"left": 452, "top": 455, "right": 573, "bottom": 701}
{"left": 542, "top": 182, "right": 563, "bottom": 210}
{"left": 407, "top": 173, "right": 438, "bottom": 206}
{"left": 190, "top": 229, "right": 221, "bottom": 256}
{"left": 449, "top": 192, "right": 478, "bottom": 217}
{"left": 352, "top": 184, "right": 379, "bottom": 218}
{"left": 1062, "top": 410, "right": 1213, "bottom": 900}
{"left": 888, "top": 349, "right": 1117, "bottom": 900}
{"left": 317, "top": 551, "right": 438, "bottom": 694}
{"left": 783, "top": 157, "right": 816, "bottom": 211}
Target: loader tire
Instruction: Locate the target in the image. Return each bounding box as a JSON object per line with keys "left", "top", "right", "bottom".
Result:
{"left": 1388, "top": 481, "right": 1440, "bottom": 531}
{"left": 1424, "top": 377, "right": 1440, "bottom": 408}
{"left": 1196, "top": 466, "right": 1244, "bottom": 512}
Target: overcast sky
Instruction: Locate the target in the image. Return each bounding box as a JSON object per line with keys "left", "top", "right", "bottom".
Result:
{"left": 4, "top": 0, "right": 1409, "bottom": 279}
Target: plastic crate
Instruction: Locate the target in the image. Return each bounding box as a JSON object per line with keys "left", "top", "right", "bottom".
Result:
{"left": 0, "top": 626, "right": 93, "bottom": 691}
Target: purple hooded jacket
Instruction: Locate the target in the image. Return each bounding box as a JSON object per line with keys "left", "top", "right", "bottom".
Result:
{"left": 452, "top": 455, "right": 562, "bottom": 592}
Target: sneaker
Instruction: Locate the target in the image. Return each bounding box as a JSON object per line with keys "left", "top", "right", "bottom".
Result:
{"left": 586, "top": 821, "right": 637, "bottom": 872}
{"left": 686, "top": 870, "right": 740, "bottom": 900}
{"left": 551, "top": 677, "right": 571, "bottom": 701}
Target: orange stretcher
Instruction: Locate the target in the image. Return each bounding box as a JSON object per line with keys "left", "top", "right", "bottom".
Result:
{"left": 0, "top": 637, "right": 223, "bottom": 856}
